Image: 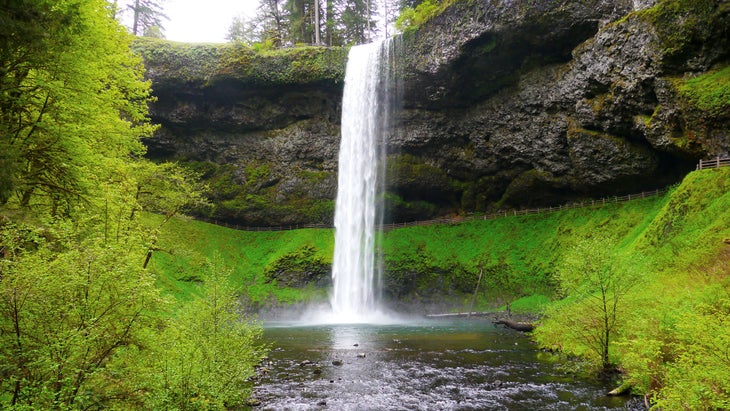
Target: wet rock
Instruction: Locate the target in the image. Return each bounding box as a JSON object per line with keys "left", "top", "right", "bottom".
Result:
{"left": 353, "top": 343, "right": 359, "bottom": 347}
{"left": 357, "top": 352, "right": 366, "bottom": 358}
{"left": 317, "top": 400, "right": 327, "bottom": 406}
{"left": 332, "top": 359, "right": 344, "bottom": 366}
{"left": 300, "top": 360, "right": 313, "bottom": 366}
{"left": 246, "top": 397, "right": 262, "bottom": 406}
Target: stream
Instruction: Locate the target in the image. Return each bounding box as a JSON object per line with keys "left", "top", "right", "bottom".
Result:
{"left": 251, "top": 318, "right": 638, "bottom": 410}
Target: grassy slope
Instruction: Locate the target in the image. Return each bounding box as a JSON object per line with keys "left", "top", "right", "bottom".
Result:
{"left": 148, "top": 167, "right": 728, "bottom": 312}
{"left": 144, "top": 215, "right": 334, "bottom": 303}
{"left": 147, "top": 189, "right": 664, "bottom": 309}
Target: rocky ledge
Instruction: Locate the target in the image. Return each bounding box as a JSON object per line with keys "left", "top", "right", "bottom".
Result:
{"left": 138, "top": 0, "right": 729, "bottom": 225}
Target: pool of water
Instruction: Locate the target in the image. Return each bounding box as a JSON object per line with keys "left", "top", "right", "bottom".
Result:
{"left": 252, "top": 319, "right": 635, "bottom": 410}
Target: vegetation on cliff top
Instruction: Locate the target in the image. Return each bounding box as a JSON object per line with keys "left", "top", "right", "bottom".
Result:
{"left": 132, "top": 37, "right": 348, "bottom": 86}
{"left": 395, "top": 0, "right": 460, "bottom": 32}
{"left": 636, "top": 0, "right": 728, "bottom": 65}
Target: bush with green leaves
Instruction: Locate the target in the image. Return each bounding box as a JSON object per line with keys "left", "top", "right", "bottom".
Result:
{"left": 138, "top": 256, "right": 267, "bottom": 410}
{"left": 535, "top": 236, "right": 643, "bottom": 372}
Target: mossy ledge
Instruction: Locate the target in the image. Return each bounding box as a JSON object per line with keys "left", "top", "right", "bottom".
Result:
{"left": 132, "top": 37, "right": 348, "bottom": 88}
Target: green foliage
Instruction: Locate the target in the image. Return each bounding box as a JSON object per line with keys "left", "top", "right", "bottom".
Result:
{"left": 148, "top": 167, "right": 730, "bottom": 407}
{"left": 395, "top": 0, "right": 459, "bottom": 32}
{"left": 678, "top": 64, "right": 730, "bottom": 116}
{"left": 538, "top": 237, "right": 643, "bottom": 371}
{"left": 0, "top": 0, "right": 156, "bottom": 214}
{"left": 146, "top": 213, "right": 334, "bottom": 304}
{"left": 0, "top": 219, "right": 162, "bottom": 409}
{"left": 534, "top": 168, "right": 730, "bottom": 404}
{"left": 504, "top": 294, "right": 552, "bottom": 314}
{"left": 131, "top": 38, "right": 224, "bottom": 84}
{"left": 138, "top": 256, "right": 267, "bottom": 410}
{"left": 133, "top": 38, "right": 348, "bottom": 86}
{"left": 0, "top": 2, "right": 266, "bottom": 408}
{"left": 652, "top": 282, "right": 730, "bottom": 410}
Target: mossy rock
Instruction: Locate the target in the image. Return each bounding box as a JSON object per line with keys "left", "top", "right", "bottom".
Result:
{"left": 264, "top": 244, "right": 331, "bottom": 288}
{"left": 133, "top": 38, "right": 348, "bottom": 88}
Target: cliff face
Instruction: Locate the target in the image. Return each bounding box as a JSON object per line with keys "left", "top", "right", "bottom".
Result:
{"left": 388, "top": 0, "right": 729, "bottom": 216}
{"left": 139, "top": 0, "right": 729, "bottom": 225}
{"left": 137, "top": 41, "right": 347, "bottom": 225}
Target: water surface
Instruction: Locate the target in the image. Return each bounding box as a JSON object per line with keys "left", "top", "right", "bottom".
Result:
{"left": 253, "top": 319, "right": 633, "bottom": 410}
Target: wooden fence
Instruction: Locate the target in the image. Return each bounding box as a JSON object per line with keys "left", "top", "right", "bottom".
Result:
{"left": 697, "top": 156, "right": 730, "bottom": 170}
{"left": 199, "top": 157, "right": 727, "bottom": 232}
{"left": 199, "top": 188, "right": 668, "bottom": 232}
{"left": 380, "top": 188, "right": 668, "bottom": 231}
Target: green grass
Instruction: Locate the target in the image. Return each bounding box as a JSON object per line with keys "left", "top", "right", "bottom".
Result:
{"left": 679, "top": 64, "right": 730, "bottom": 116}
{"left": 148, "top": 167, "right": 727, "bottom": 312}
{"left": 143, "top": 214, "right": 334, "bottom": 303}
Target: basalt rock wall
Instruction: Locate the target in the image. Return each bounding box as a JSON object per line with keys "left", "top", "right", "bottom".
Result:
{"left": 139, "top": 0, "right": 730, "bottom": 225}
{"left": 136, "top": 40, "right": 348, "bottom": 225}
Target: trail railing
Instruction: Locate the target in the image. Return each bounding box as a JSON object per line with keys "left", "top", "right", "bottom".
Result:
{"left": 697, "top": 156, "right": 730, "bottom": 170}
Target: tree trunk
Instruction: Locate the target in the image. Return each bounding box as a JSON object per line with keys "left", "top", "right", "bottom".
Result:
{"left": 314, "top": 0, "right": 321, "bottom": 44}
{"left": 493, "top": 319, "right": 535, "bottom": 332}
{"left": 132, "top": 0, "right": 141, "bottom": 35}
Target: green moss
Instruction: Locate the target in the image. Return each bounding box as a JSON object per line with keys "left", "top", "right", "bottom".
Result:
{"left": 386, "top": 154, "right": 460, "bottom": 196}
{"left": 478, "top": 38, "right": 498, "bottom": 54}
{"left": 395, "top": 0, "right": 461, "bottom": 32}
{"left": 635, "top": 0, "right": 721, "bottom": 62}
{"left": 132, "top": 38, "right": 348, "bottom": 87}
{"left": 180, "top": 161, "right": 335, "bottom": 225}
{"left": 678, "top": 64, "right": 730, "bottom": 116}
{"left": 383, "top": 191, "right": 439, "bottom": 221}
{"left": 263, "top": 244, "right": 330, "bottom": 288}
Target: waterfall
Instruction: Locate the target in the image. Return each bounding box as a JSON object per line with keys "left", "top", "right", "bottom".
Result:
{"left": 331, "top": 39, "right": 395, "bottom": 322}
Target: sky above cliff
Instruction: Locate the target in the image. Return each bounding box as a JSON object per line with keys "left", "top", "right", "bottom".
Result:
{"left": 118, "top": 0, "right": 258, "bottom": 43}
{"left": 163, "top": 0, "right": 257, "bottom": 43}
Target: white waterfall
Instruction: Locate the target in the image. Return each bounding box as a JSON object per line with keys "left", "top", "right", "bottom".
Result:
{"left": 330, "top": 39, "right": 395, "bottom": 322}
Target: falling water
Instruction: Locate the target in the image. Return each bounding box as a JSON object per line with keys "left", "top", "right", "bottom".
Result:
{"left": 330, "top": 39, "right": 395, "bottom": 322}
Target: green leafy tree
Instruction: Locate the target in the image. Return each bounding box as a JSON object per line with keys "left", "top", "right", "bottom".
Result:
{"left": 538, "top": 237, "right": 641, "bottom": 372}
{"left": 0, "top": 1, "right": 267, "bottom": 409}
{"left": 286, "top": 0, "right": 317, "bottom": 44}
{"left": 337, "top": 0, "right": 377, "bottom": 44}
{"left": 139, "top": 255, "right": 267, "bottom": 410}
{"left": 130, "top": 160, "right": 210, "bottom": 268}
{"left": 0, "top": 220, "right": 164, "bottom": 408}
{"left": 0, "top": 0, "right": 156, "bottom": 215}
